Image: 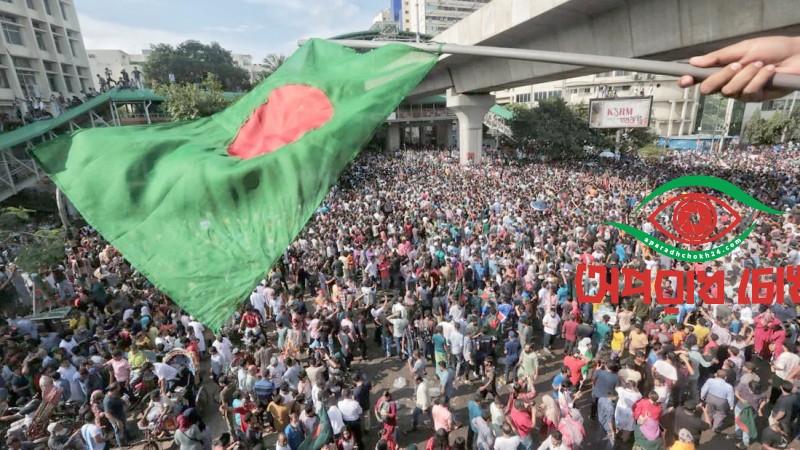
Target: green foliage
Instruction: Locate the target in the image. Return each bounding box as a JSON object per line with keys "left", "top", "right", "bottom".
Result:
{"left": 0, "top": 207, "right": 34, "bottom": 230}
{"left": 619, "top": 128, "right": 659, "bottom": 152}
{"left": 0, "top": 207, "right": 65, "bottom": 272}
{"left": 155, "top": 73, "right": 232, "bottom": 121}
{"left": 744, "top": 110, "right": 795, "bottom": 146}
{"left": 509, "top": 98, "right": 608, "bottom": 157}
{"left": 257, "top": 54, "right": 287, "bottom": 82}
{"left": 143, "top": 40, "right": 250, "bottom": 91}
{"left": 638, "top": 145, "right": 667, "bottom": 163}
{"left": 13, "top": 228, "right": 66, "bottom": 273}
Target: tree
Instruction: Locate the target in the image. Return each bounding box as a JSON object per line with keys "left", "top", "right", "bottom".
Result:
{"left": 743, "top": 110, "right": 770, "bottom": 145}
{"left": 743, "top": 110, "right": 794, "bottom": 145}
{"left": 257, "top": 53, "right": 286, "bottom": 82}
{"left": 13, "top": 228, "right": 66, "bottom": 273}
{"left": 509, "top": 98, "right": 608, "bottom": 158}
{"left": 143, "top": 40, "right": 249, "bottom": 91}
{"left": 638, "top": 144, "right": 667, "bottom": 163}
{"left": 155, "top": 73, "right": 232, "bottom": 121}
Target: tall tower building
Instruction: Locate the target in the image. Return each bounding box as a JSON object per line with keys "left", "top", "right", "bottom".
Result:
{"left": 400, "top": 0, "right": 489, "bottom": 35}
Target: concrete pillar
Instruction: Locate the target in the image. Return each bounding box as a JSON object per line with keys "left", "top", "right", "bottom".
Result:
{"left": 435, "top": 121, "right": 453, "bottom": 148}
{"left": 446, "top": 89, "right": 494, "bottom": 165}
{"left": 385, "top": 123, "right": 401, "bottom": 151}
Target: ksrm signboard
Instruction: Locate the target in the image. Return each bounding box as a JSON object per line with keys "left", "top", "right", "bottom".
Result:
{"left": 588, "top": 96, "right": 653, "bottom": 128}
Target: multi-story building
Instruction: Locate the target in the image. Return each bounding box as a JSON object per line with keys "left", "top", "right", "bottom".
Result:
{"left": 496, "top": 72, "right": 706, "bottom": 138}
{"left": 401, "top": 0, "right": 489, "bottom": 35}
{"left": 0, "top": 0, "right": 92, "bottom": 117}
{"left": 86, "top": 49, "right": 147, "bottom": 87}
{"left": 87, "top": 51, "right": 268, "bottom": 87}
{"left": 232, "top": 54, "right": 269, "bottom": 84}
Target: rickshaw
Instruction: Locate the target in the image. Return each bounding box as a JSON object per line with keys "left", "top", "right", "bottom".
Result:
{"left": 161, "top": 349, "right": 211, "bottom": 416}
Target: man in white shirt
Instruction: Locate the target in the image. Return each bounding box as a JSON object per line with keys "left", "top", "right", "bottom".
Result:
{"left": 542, "top": 309, "right": 561, "bottom": 356}
{"left": 250, "top": 287, "right": 267, "bottom": 321}
{"left": 388, "top": 314, "right": 409, "bottom": 360}
{"left": 773, "top": 350, "right": 800, "bottom": 381}
{"left": 81, "top": 418, "right": 112, "bottom": 450}
{"left": 59, "top": 334, "right": 79, "bottom": 355}
{"left": 448, "top": 326, "right": 465, "bottom": 380}
{"left": 536, "top": 431, "right": 568, "bottom": 450}
{"left": 327, "top": 400, "right": 346, "bottom": 435}
{"left": 412, "top": 375, "right": 431, "bottom": 430}
{"left": 212, "top": 334, "right": 233, "bottom": 367}
{"left": 187, "top": 318, "right": 206, "bottom": 355}
{"left": 337, "top": 388, "right": 364, "bottom": 447}
{"left": 494, "top": 424, "right": 521, "bottom": 450}
{"left": 146, "top": 362, "right": 179, "bottom": 394}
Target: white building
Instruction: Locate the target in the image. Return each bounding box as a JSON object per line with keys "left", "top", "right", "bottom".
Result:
{"left": 401, "top": 0, "right": 489, "bottom": 35}
{"left": 232, "top": 53, "right": 269, "bottom": 84}
{"left": 0, "top": 0, "right": 93, "bottom": 117}
{"left": 86, "top": 49, "right": 147, "bottom": 88}
{"left": 495, "top": 71, "right": 703, "bottom": 137}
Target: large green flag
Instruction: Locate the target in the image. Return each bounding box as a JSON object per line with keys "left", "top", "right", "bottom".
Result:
{"left": 33, "top": 39, "right": 437, "bottom": 330}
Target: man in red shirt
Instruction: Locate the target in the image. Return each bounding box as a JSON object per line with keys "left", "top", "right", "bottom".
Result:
{"left": 378, "top": 256, "right": 391, "bottom": 290}
{"left": 239, "top": 305, "right": 261, "bottom": 335}
{"left": 561, "top": 313, "right": 579, "bottom": 356}
{"left": 506, "top": 392, "right": 534, "bottom": 450}
{"left": 563, "top": 350, "right": 591, "bottom": 385}
{"left": 633, "top": 391, "right": 662, "bottom": 423}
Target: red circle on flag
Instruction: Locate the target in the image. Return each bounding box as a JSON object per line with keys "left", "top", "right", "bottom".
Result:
{"left": 227, "top": 84, "right": 334, "bottom": 159}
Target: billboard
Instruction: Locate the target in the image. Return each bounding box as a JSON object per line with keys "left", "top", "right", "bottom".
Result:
{"left": 588, "top": 96, "right": 652, "bottom": 129}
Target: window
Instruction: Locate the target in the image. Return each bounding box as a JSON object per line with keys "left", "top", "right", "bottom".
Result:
{"left": 35, "top": 31, "right": 46, "bottom": 50}
{"left": 48, "top": 74, "right": 57, "bottom": 91}
{"left": 42, "top": 61, "right": 54, "bottom": 71}
{"left": 59, "top": 1, "right": 68, "bottom": 20}
{"left": 63, "top": 75, "right": 72, "bottom": 92}
{"left": 16, "top": 70, "right": 39, "bottom": 98}
{"left": 43, "top": 0, "right": 51, "bottom": 15}
{"left": 54, "top": 36, "right": 62, "bottom": 54}
{"left": 2, "top": 20, "right": 24, "bottom": 46}
{"left": 26, "top": 0, "right": 34, "bottom": 8}
{"left": 619, "top": 85, "right": 631, "bottom": 91}
{"left": 0, "top": 69, "right": 9, "bottom": 89}
{"left": 69, "top": 40, "right": 77, "bottom": 57}
{"left": 13, "top": 57, "right": 31, "bottom": 68}
{"left": 515, "top": 93, "right": 530, "bottom": 103}
{"left": 762, "top": 99, "right": 790, "bottom": 111}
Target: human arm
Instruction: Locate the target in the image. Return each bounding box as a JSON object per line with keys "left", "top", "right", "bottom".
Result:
{"left": 677, "top": 36, "right": 800, "bottom": 102}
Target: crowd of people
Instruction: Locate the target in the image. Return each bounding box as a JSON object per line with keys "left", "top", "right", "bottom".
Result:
{"left": 0, "top": 143, "right": 800, "bottom": 450}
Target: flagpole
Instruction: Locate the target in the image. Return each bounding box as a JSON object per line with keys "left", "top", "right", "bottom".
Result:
{"left": 300, "top": 39, "right": 800, "bottom": 90}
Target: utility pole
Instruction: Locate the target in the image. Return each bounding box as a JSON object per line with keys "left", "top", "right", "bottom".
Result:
{"left": 55, "top": 188, "right": 72, "bottom": 239}
{"left": 415, "top": 0, "right": 421, "bottom": 42}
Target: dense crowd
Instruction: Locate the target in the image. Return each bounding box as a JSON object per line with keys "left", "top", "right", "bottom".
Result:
{"left": 1, "top": 145, "right": 800, "bottom": 450}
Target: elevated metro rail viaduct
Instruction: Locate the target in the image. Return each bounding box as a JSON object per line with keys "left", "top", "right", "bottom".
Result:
{"left": 399, "top": 0, "right": 800, "bottom": 164}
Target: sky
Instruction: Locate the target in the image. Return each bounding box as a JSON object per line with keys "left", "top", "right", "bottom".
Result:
{"left": 75, "top": 0, "right": 384, "bottom": 61}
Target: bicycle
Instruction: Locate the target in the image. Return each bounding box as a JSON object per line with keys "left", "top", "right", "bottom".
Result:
{"left": 128, "top": 419, "right": 176, "bottom": 450}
